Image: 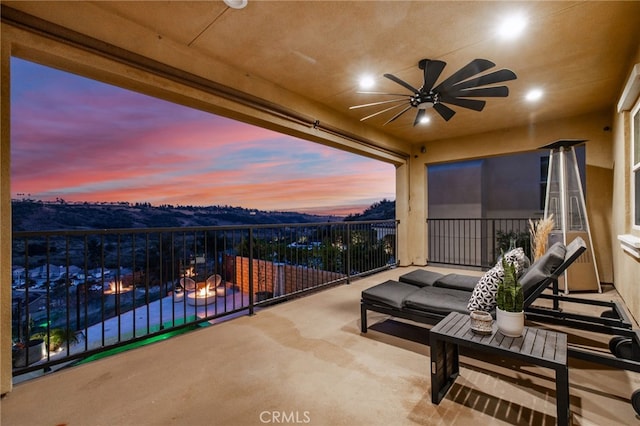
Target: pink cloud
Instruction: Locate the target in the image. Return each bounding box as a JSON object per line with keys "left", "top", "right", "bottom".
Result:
{"left": 11, "top": 58, "right": 396, "bottom": 215}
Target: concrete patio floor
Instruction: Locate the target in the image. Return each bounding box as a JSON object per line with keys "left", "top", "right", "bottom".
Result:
{"left": 2, "top": 266, "right": 639, "bottom": 425}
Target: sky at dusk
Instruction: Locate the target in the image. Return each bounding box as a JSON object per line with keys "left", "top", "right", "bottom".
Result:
{"left": 10, "top": 58, "right": 395, "bottom": 216}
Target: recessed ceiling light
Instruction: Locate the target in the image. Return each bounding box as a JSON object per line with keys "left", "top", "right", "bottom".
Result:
{"left": 224, "top": 0, "right": 248, "bottom": 9}
{"left": 498, "top": 14, "right": 527, "bottom": 40}
{"left": 525, "top": 89, "right": 543, "bottom": 102}
{"left": 359, "top": 75, "right": 375, "bottom": 89}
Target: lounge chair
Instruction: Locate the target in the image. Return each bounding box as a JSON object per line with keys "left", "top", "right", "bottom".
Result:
{"left": 206, "top": 274, "right": 228, "bottom": 296}
{"left": 179, "top": 277, "right": 197, "bottom": 292}
{"left": 361, "top": 238, "right": 584, "bottom": 332}
{"left": 361, "top": 236, "right": 640, "bottom": 415}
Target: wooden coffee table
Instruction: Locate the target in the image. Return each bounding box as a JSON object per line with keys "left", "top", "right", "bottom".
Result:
{"left": 430, "top": 312, "right": 570, "bottom": 426}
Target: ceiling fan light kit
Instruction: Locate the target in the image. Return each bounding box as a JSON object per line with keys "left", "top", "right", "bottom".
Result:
{"left": 351, "top": 58, "right": 517, "bottom": 126}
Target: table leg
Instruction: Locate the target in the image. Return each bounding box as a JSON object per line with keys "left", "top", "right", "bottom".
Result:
{"left": 430, "top": 337, "right": 442, "bottom": 404}
{"left": 556, "top": 366, "right": 570, "bottom": 426}
{"left": 430, "top": 336, "right": 459, "bottom": 404}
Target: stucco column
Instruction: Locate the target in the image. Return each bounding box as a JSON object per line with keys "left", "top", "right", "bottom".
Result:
{"left": 1, "top": 35, "right": 13, "bottom": 395}
{"left": 396, "top": 154, "right": 428, "bottom": 266}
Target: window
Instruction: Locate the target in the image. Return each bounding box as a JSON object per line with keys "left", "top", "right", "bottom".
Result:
{"left": 633, "top": 99, "right": 640, "bottom": 228}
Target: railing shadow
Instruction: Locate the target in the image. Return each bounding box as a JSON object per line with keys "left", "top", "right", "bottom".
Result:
{"left": 365, "top": 318, "right": 581, "bottom": 425}
{"left": 437, "top": 382, "right": 558, "bottom": 425}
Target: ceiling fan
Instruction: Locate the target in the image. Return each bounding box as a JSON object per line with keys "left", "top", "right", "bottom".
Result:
{"left": 350, "top": 58, "right": 517, "bottom": 126}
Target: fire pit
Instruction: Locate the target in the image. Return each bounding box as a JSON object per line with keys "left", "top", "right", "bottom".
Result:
{"left": 186, "top": 286, "right": 217, "bottom": 306}
{"left": 103, "top": 280, "right": 132, "bottom": 295}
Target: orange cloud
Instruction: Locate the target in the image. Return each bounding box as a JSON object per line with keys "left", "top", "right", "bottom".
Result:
{"left": 11, "top": 57, "right": 396, "bottom": 216}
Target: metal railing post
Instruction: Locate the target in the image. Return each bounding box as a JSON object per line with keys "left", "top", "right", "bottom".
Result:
{"left": 248, "top": 228, "right": 255, "bottom": 315}
{"left": 346, "top": 223, "right": 351, "bottom": 284}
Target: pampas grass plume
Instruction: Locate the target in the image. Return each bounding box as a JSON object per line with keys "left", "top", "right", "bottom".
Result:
{"left": 529, "top": 215, "right": 555, "bottom": 261}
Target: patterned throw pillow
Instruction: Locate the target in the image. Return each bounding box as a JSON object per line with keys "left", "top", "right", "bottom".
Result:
{"left": 467, "top": 263, "right": 505, "bottom": 312}
{"left": 497, "top": 247, "right": 530, "bottom": 272}
{"left": 467, "top": 248, "right": 527, "bottom": 312}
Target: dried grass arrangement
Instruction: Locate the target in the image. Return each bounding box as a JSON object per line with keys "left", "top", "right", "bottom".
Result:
{"left": 529, "top": 215, "right": 556, "bottom": 261}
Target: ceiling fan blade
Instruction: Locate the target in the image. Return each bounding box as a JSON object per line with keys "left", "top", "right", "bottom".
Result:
{"left": 360, "top": 102, "right": 410, "bottom": 121}
{"left": 433, "top": 103, "right": 456, "bottom": 121}
{"left": 439, "top": 95, "right": 486, "bottom": 111}
{"left": 384, "top": 105, "right": 413, "bottom": 125}
{"left": 352, "top": 58, "right": 515, "bottom": 126}
{"left": 445, "top": 86, "right": 509, "bottom": 98}
{"left": 356, "top": 91, "right": 413, "bottom": 96}
{"left": 350, "top": 98, "right": 410, "bottom": 109}
{"left": 433, "top": 59, "right": 495, "bottom": 92}
{"left": 449, "top": 69, "right": 517, "bottom": 91}
{"left": 421, "top": 59, "right": 446, "bottom": 91}
{"left": 413, "top": 109, "right": 426, "bottom": 127}
{"left": 384, "top": 73, "right": 420, "bottom": 93}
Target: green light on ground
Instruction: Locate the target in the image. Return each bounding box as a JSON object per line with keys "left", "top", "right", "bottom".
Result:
{"left": 75, "top": 318, "right": 208, "bottom": 365}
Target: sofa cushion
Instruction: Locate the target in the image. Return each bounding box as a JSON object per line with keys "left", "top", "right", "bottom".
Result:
{"left": 434, "top": 273, "right": 478, "bottom": 292}
{"left": 404, "top": 286, "right": 474, "bottom": 315}
{"left": 398, "top": 270, "right": 444, "bottom": 287}
{"left": 361, "top": 280, "right": 421, "bottom": 309}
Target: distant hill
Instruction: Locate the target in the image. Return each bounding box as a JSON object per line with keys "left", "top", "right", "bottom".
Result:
{"left": 344, "top": 199, "right": 395, "bottom": 221}
{"left": 10, "top": 200, "right": 344, "bottom": 232}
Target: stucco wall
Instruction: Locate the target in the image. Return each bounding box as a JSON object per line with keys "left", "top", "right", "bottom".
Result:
{"left": 611, "top": 53, "right": 640, "bottom": 322}
{"left": 428, "top": 159, "right": 483, "bottom": 218}
{"left": 427, "top": 150, "right": 583, "bottom": 219}
{"left": 485, "top": 154, "right": 544, "bottom": 217}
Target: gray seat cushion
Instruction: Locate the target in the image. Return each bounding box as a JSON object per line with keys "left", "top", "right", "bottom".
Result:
{"left": 361, "top": 280, "right": 421, "bottom": 309}
{"left": 403, "top": 286, "right": 473, "bottom": 315}
{"left": 433, "top": 273, "right": 478, "bottom": 292}
{"left": 398, "top": 270, "right": 444, "bottom": 287}
{"left": 363, "top": 242, "right": 568, "bottom": 315}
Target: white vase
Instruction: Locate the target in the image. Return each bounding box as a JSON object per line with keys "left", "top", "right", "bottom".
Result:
{"left": 496, "top": 307, "right": 525, "bottom": 337}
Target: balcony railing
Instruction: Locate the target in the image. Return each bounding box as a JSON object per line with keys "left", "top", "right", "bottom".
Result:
{"left": 11, "top": 220, "right": 397, "bottom": 377}
{"left": 427, "top": 218, "right": 533, "bottom": 269}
